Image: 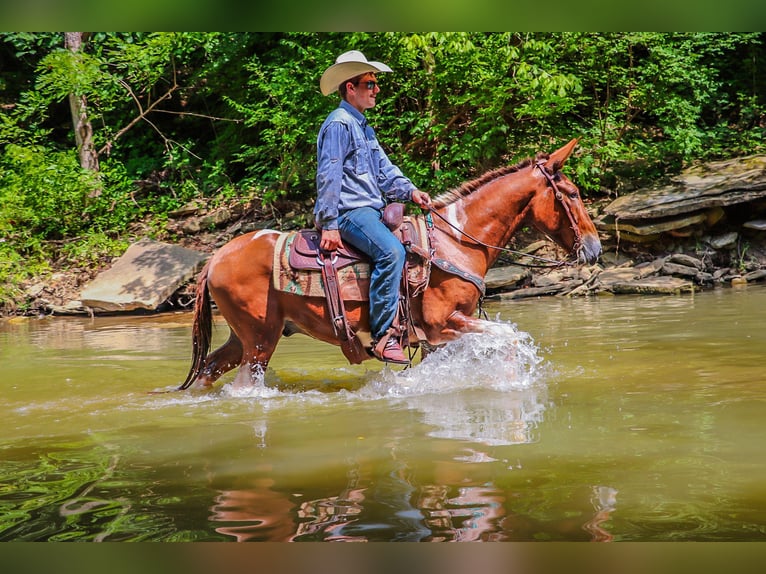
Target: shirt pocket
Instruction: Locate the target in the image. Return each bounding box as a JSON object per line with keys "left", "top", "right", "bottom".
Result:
{"left": 350, "top": 132, "right": 369, "bottom": 176}
{"left": 367, "top": 138, "right": 381, "bottom": 181}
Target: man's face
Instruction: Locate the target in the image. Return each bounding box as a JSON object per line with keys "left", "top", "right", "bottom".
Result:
{"left": 346, "top": 73, "right": 380, "bottom": 113}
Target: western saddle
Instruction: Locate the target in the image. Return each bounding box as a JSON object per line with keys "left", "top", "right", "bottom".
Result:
{"left": 287, "top": 203, "right": 431, "bottom": 365}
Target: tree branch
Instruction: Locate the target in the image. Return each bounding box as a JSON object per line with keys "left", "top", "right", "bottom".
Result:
{"left": 98, "top": 80, "right": 177, "bottom": 156}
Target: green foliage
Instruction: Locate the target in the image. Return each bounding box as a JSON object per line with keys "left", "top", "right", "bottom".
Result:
{"left": 0, "top": 143, "right": 99, "bottom": 239}
{"left": 1, "top": 32, "right": 765, "bottom": 310}
{"left": 227, "top": 34, "right": 340, "bottom": 202}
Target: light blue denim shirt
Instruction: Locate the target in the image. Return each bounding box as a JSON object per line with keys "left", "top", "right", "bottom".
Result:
{"left": 314, "top": 100, "right": 416, "bottom": 230}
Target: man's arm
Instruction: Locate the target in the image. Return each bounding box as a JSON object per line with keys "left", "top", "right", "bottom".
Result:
{"left": 314, "top": 121, "right": 348, "bottom": 232}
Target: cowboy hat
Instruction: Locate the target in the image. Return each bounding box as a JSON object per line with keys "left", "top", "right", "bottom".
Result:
{"left": 320, "top": 50, "right": 393, "bottom": 96}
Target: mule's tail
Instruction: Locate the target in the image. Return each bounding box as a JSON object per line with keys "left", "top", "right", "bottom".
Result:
{"left": 178, "top": 261, "right": 213, "bottom": 390}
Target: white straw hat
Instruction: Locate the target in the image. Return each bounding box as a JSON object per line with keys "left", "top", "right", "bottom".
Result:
{"left": 319, "top": 50, "right": 393, "bottom": 96}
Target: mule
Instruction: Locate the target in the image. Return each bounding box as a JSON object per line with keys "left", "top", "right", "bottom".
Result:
{"left": 180, "top": 138, "right": 600, "bottom": 389}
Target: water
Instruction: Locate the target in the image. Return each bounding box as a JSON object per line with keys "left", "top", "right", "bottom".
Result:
{"left": 1, "top": 285, "right": 766, "bottom": 542}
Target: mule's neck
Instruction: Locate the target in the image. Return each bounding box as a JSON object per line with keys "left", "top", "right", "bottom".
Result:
{"left": 433, "top": 167, "right": 537, "bottom": 273}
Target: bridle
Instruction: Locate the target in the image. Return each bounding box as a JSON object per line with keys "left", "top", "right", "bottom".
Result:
{"left": 426, "top": 161, "right": 584, "bottom": 268}
{"left": 534, "top": 160, "right": 584, "bottom": 259}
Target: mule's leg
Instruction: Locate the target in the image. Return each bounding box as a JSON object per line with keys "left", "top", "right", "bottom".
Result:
{"left": 227, "top": 317, "right": 285, "bottom": 386}
{"left": 437, "top": 310, "right": 490, "bottom": 340}
{"left": 193, "top": 332, "right": 243, "bottom": 388}
{"left": 419, "top": 340, "right": 445, "bottom": 361}
{"left": 215, "top": 284, "right": 286, "bottom": 386}
{"left": 420, "top": 277, "right": 490, "bottom": 343}
{"left": 202, "top": 230, "right": 286, "bottom": 385}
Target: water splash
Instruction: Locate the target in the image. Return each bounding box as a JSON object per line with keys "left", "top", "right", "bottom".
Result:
{"left": 350, "top": 320, "right": 550, "bottom": 446}
{"left": 156, "top": 319, "right": 549, "bottom": 411}
{"left": 364, "top": 319, "right": 548, "bottom": 397}
{"left": 218, "top": 364, "right": 284, "bottom": 399}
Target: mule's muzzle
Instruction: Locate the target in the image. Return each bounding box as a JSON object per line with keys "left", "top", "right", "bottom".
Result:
{"left": 578, "top": 234, "right": 602, "bottom": 265}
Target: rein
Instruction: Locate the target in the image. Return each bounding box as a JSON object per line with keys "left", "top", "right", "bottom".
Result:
{"left": 426, "top": 162, "right": 582, "bottom": 269}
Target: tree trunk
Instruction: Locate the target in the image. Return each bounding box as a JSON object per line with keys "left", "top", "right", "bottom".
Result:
{"left": 64, "top": 32, "right": 101, "bottom": 196}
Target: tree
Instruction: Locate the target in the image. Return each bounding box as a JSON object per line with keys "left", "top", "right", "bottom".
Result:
{"left": 63, "top": 32, "right": 100, "bottom": 194}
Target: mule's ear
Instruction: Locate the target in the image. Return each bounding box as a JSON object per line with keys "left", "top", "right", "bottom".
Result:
{"left": 545, "top": 138, "right": 578, "bottom": 172}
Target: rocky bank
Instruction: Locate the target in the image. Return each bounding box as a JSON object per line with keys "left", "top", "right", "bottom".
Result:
{"left": 11, "top": 152, "right": 766, "bottom": 317}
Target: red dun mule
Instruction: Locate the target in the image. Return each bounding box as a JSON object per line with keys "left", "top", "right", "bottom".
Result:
{"left": 180, "top": 139, "right": 600, "bottom": 389}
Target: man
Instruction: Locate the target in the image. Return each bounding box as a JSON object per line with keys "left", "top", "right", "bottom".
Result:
{"left": 315, "top": 50, "right": 432, "bottom": 364}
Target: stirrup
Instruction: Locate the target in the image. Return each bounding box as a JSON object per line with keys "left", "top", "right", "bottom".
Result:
{"left": 373, "top": 335, "right": 409, "bottom": 365}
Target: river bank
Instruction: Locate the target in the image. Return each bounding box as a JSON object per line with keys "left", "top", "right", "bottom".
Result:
{"left": 8, "top": 150, "right": 766, "bottom": 317}
{"left": 7, "top": 199, "right": 766, "bottom": 320}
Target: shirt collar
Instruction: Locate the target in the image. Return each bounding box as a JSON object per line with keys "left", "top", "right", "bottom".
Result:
{"left": 340, "top": 100, "right": 366, "bottom": 127}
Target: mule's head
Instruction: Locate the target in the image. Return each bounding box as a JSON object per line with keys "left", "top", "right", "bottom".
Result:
{"left": 527, "top": 139, "right": 601, "bottom": 264}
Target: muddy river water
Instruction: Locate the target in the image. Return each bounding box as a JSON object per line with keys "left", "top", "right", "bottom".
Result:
{"left": 2, "top": 285, "right": 765, "bottom": 542}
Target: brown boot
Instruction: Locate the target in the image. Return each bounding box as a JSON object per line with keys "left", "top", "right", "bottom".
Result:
{"left": 374, "top": 336, "right": 409, "bottom": 365}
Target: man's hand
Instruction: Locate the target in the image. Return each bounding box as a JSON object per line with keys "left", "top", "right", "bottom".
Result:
{"left": 411, "top": 189, "right": 432, "bottom": 209}
{"left": 320, "top": 229, "right": 342, "bottom": 252}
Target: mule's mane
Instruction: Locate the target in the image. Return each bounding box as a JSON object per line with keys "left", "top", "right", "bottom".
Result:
{"left": 431, "top": 152, "right": 550, "bottom": 209}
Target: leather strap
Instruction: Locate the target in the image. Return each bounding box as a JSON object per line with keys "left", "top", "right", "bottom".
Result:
{"left": 319, "top": 252, "right": 368, "bottom": 364}
{"left": 431, "top": 257, "right": 486, "bottom": 296}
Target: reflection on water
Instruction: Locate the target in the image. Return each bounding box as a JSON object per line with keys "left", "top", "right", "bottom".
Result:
{"left": 409, "top": 389, "right": 546, "bottom": 446}
{"left": 202, "top": 321, "right": 549, "bottom": 542}
{"left": 3, "top": 286, "right": 766, "bottom": 541}
{"left": 583, "top": 485, "right": 619, "bottom": 542}
{"left": 208, "top": 456, "right": 511, "bottom": 542}
{"left": 211, "top": 480, "right": 298, "bottom": 542}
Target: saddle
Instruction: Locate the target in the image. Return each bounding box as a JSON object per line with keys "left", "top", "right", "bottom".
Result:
{"left": 287, "top": 204, "right": 429, "bottom": 273}
{"left": 280, "top": 204, "right": 432, "bottom": 364}
{"left": 288, "top": 230, "right": 366, "bottom": 272}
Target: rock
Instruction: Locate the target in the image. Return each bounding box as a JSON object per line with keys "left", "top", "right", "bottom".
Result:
{"left": 598, "top": 267, "right": 640, "bottom": 284}
{"left": 176, "top": 217, "right": 202, "bottom": 234}
{"left": 662, "top": 261, "right": 700, "bottom": 278}
{"left": 708, "top": 232, "right": 738, "bottom": 249}
{"left": 598, "top": 252, "right": 633, "bottom": 266}
{"left": 518, "top": 240, "right": 550, "bottom": 254}
{"left": 231, "top": 220, "right": 280, "bottom": 236}
{"left": 604, "top": 153, "right": 766, "bottom": 221}
{"left": 744, "top": 269, "right": 766, "bottom": 282}
{"left": 706, "top": 207, "right": 726, "bottom": 226}
{"left": 668, "top": 253, "right": 705, "bottom": 270}
{"left": 608, "top": 276, "right": 695, "bottom": 295}
{"left": 533, "top": 271, "right": 564, "bottom": 288}
{"left": 494, "top": 284, "right": 565, "bottom": 300}
{"left": 743, "top": 220, "right": 766, "bottom": 231}
{"left": 168, "top": 201, "right": 203, "bottom": 218}
{"left": 25, "top": 282, "right": 46, "bottom": 298}
{"left": 79, "top": 239, "right": 208, "bottom": 313}
{"left": 48, "top": 300, "right": 89, "bottom": 315}
{"left": 634, "top": 257, "right": 668, "bottom": 278}
{"left": 485, "top": 265, "right": 531, "bottom": 291}
{"left": 713, "top": 268, "right": 731, "bottom": 280}
{"left": 173, "top": 207, "right": 236, "bottom": 235}
{"left": 199, "top": 208, "right": 233, "bottom": 229}
{"left": 595, "top": 211, "right": 707, "bottom": 236}
{"left": 557, "top": 279, "right": 586, "bottom": 296}
{"left": 598, "top": 154, "right": 766, "bottom": 245}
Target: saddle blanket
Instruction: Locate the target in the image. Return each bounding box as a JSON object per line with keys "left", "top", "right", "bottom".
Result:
{"left": 272, "top": 216, "right": 431, "bottom": 302}
{"left": 273, "top": 231, "right": 371, "bottom": 300}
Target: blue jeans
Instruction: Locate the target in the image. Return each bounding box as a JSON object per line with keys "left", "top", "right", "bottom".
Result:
{"left": 337, "top": 207, "right": 405, "bottom": 341}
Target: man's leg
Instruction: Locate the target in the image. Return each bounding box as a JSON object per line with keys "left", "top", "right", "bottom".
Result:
{"left": 338, "top": 207, "right": 407, "bottom": 362}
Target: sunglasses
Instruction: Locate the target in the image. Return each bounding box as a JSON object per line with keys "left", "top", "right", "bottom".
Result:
{"left": 354, "top": 80, "right": 378, "bottom": 90}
